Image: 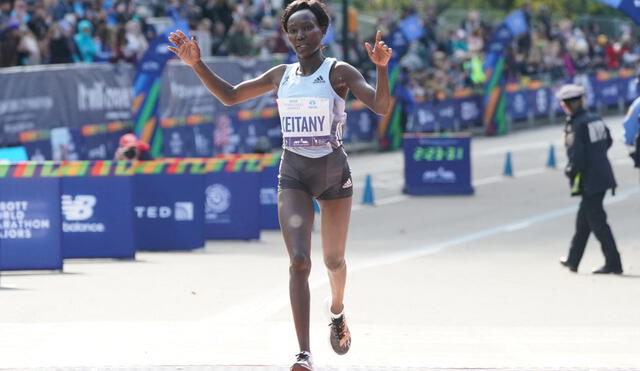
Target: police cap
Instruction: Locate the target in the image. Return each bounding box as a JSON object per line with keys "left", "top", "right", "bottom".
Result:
{"left": 555, "top": 84, "right": 585, "bottom": 101}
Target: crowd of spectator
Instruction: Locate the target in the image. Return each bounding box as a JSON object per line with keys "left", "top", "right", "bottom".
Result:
{"left": 0, "top": 0, "right": 295, "bottom": 67}
{"left": 1, "top": 0, "right": 639, "bottom": 102}
{"left": 381, "top": 4, "right": 640, "bottom": 101}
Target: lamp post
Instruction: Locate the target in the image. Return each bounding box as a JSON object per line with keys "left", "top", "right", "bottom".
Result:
{"left": 342, "top": 0, "right": 349, "bottom": 64}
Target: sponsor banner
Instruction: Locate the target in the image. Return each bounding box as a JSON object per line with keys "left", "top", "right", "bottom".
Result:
{"left": 161, "top": 115, "right": 281, "bottom": 157}
{"left": 406, "top": 101, "right": 437, "bottom": 133}
{"left": 507, "top": 91, "right": 529, "bottom": 121}
{"left": 623, "top": 75, "right": 639, "bottom": 103}
{"left": 61, "top": 176, "right": 135, "bottom": 259}
{"left": 403, "top": 133, "right": 474, "bottom": 195}
{"left": 204, "top": 171, "right": 261, "bottom": 240}
{"left": 595, "top": 78, "right": 622, "bottom": 107}
{"left": 435, "top": 99, "right": 457, "bottom": 131}
{"left": 456, "top": 96, "right": 483, "bottom": 128}
{"left": 0, "top": 64, "right": 135, "bottom": 146}
{"left": 259, "top": 161, "right": 280, "bottom": 230}
{"left": 0, "top": 177, "right": 63, "bottom": 270}
{"left": 164, "top": 125, "right": 197, "bottom": 158}
{"left": 529, "top": 87, "right": 551, "bottom": 118}
{"left": 210, "top": 115, "right": 280, "bottom": 156}
{"left": 81, "top": 129, "right": 129, "bottom": 161}
{"left": 22, "top": 140, "right": 52, "bottom": 161}
{"left": 80, "top": 121, "right": 132, "bottom": 161}
{"left": 160, "top": 56, "right": 283, "bottom": 121}
{"left": 51, "top": 127, "right": 83, "bottom": 161}
{"left": 133, "top": 170, "right": 205, "bottom": 251}
{"left": 343, "top": 107, "right": 377, "bottom": 143}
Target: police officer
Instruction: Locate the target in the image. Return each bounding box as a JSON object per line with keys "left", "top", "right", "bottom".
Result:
{"left": 556, "top": 84, "right": 623, "bottom": 275}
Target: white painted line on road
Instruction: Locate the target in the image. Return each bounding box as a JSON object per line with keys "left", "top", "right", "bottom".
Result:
{"left": 475, "top": 140, "right": 562, "bottom": 156}
{"left": 518, "top": 167, "right": 548, "bottom": 177}
{"left": 206, "top": 186, "right": 640, "bottom": 324}
{"left": 472, "top": 175, "right": 504, "bottom": 186}
{"left": 504, "top": 221, "right": 533, "bottom": 232}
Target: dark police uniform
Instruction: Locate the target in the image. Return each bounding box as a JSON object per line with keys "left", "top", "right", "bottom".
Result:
{"left": 558, "top": 84, "right": 623, "bottom": 274}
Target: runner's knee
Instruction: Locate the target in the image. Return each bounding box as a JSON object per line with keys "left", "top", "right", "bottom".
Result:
{"left": 324, "top": 256, "right": 345, "bottom": 273}
{"left": 290, "top": 253, "right": 312, "bottom": 275}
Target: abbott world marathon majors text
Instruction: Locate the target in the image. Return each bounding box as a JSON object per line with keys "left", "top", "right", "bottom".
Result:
{"left": 0, "top": 201, "right": 50, "bottom": 239}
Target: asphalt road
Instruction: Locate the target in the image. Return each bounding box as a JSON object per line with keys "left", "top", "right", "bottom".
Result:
{"left": 1, "top": 116, "right": 639, "bottom": 371}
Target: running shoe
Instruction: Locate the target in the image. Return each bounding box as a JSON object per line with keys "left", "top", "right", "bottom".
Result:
{"left": 290, "top": 351, "right": 313, "bottom": 371}
{"left": 328, "top": 312, "right": 351, "bottom": 355}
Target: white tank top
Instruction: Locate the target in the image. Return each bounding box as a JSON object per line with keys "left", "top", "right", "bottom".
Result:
{"left": 276, "top": 57, "right": 347, "bottom": 158}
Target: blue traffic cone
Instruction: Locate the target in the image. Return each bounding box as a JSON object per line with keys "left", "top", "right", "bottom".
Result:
{"left": 546, "top": 144, "right": 556, "bottom": 168}
{"left": 362, "top": 174, "right": 375, "bottom": 205}
{"left": 503, "top": 152, "right": 514, "bottom": 177}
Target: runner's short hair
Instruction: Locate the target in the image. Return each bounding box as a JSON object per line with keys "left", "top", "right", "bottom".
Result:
{"left": 281, "top": 0, "right": 330, "bottom": 33}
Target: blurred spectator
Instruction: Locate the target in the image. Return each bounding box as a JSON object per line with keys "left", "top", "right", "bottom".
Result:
{"left": 122, "top": 19, "right": 147, "bottom": 62}
{"left": 0, "top": 21, "right": 20, "bottom": 66}
{"left": 0, "top": 0, "right": 11, "bottom": 30}
{"left": 48, "top": 20, "right": 76, "bottom": 63}
{"left": 209, "top": 20, "right": 227, "bottom": 56}
{"left": 74, "top": 19, "right": 98, "bottom": 62}
{"left": 18, "top": 24, "right": 41, "bottom": 64}
{"left": 114, "top": 133, "right": 152, "bottom": 161}
{"left": 202, "top": 0, "right": 233, "bottom": 34}
{"left": 225, "top": 17, "right": 254, "bottom": 57}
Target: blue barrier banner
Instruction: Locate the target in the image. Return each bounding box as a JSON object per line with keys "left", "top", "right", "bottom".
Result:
{"left": 622, "top": 76, "right": 638, "bottom": 103}
{"left": 456, "top": 96, "right": 483, "bottom": 128}
{"left": 406, "top": 101, "right": 436, "bottom": 132}
{"left": 51, "top": 127, "right": 83, "bottom": 161}
{"left": 595, "top": 78, "right": 622, "bottom": 107}
{"left": 23, "top": 139, "right": 52, "bottom": 161}
{"left": 529, "top": 88, "right": 551, "bottom": 118}
{"left": 133, "top": 173, "right": 205, "bottom": 250}
{"left": 435, "top": 99, "right": 457, "bottom": 131}
{"left": 0, "top": 177, "right": 63, "bottom": 270}
{"left": 192, "top": 124, "right": 215, "bottom": 157}
{"left": 61, "top": 176, "right": 135, "bottom": 259}
{"left": 81, "top": 129, "right": 129, "bottom": 160}
{"left": 205, "top": 171, "right": 261, "bottom": 240}
{"left": 0, "top": 64, "right": 135, "bottom": 147}
{"left": 507, "top": 91, "right": 529, "bottom": 121}
{"left": 403, "top": 134, "right": 474, "bottom": 195}
{"left": 164, "top": 125, "right": 197, "bottom": 157}
{"left": 260, "top": 164, "right": 280, "bottom": 230}
{"left": 344, "top": 108, "right": 377, "bottom": 143}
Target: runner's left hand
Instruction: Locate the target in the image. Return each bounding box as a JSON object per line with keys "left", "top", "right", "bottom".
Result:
{"left": 365, "top": 30, "right": 392, "bottom": 67}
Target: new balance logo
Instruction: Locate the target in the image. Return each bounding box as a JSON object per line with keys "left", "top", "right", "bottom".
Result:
{"left": 312, "top": 75, "right": 325, "bottom": 84}
{"left": 61, "top": 195, "right": 96, "bottom": 221}
{"left": 342, "top": 178, "right": 353, "bottom": 189}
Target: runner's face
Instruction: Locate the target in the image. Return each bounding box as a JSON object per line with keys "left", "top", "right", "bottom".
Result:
{"left": 286, "top": 9, "right": 325, "bottom": 58}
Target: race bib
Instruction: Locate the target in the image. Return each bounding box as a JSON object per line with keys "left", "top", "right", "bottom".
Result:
{"left": 277, "top": 97, "right": 331, "bottom": 147}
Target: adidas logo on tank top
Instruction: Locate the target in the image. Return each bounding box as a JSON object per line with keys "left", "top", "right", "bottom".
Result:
{"left": 312, "top": 75, "right": 325, "bottom": 84}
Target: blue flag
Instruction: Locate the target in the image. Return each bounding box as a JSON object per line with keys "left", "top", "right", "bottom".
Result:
{"left": 132, "top": 19, "right": 188, "bottom": 157}
{"left": 503, "top": 10, "right": 528, "bottom": 37}
{"left": 597, "top": 0, "right": 640, "bottom": 25}
{"left": 399, "top": 15, "right": 425, "bottom": 42}
{"left": 482, "top": 10, "right": 529, "bottom": 135}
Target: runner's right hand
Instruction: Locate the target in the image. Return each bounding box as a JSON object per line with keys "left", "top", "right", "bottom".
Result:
{"left": 168, "top": 30, "right": 201, "bottom": 67}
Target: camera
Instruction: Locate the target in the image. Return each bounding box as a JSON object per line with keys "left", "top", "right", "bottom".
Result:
{"left": 123, "top": 146, "right": 138, "bottom": 160}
